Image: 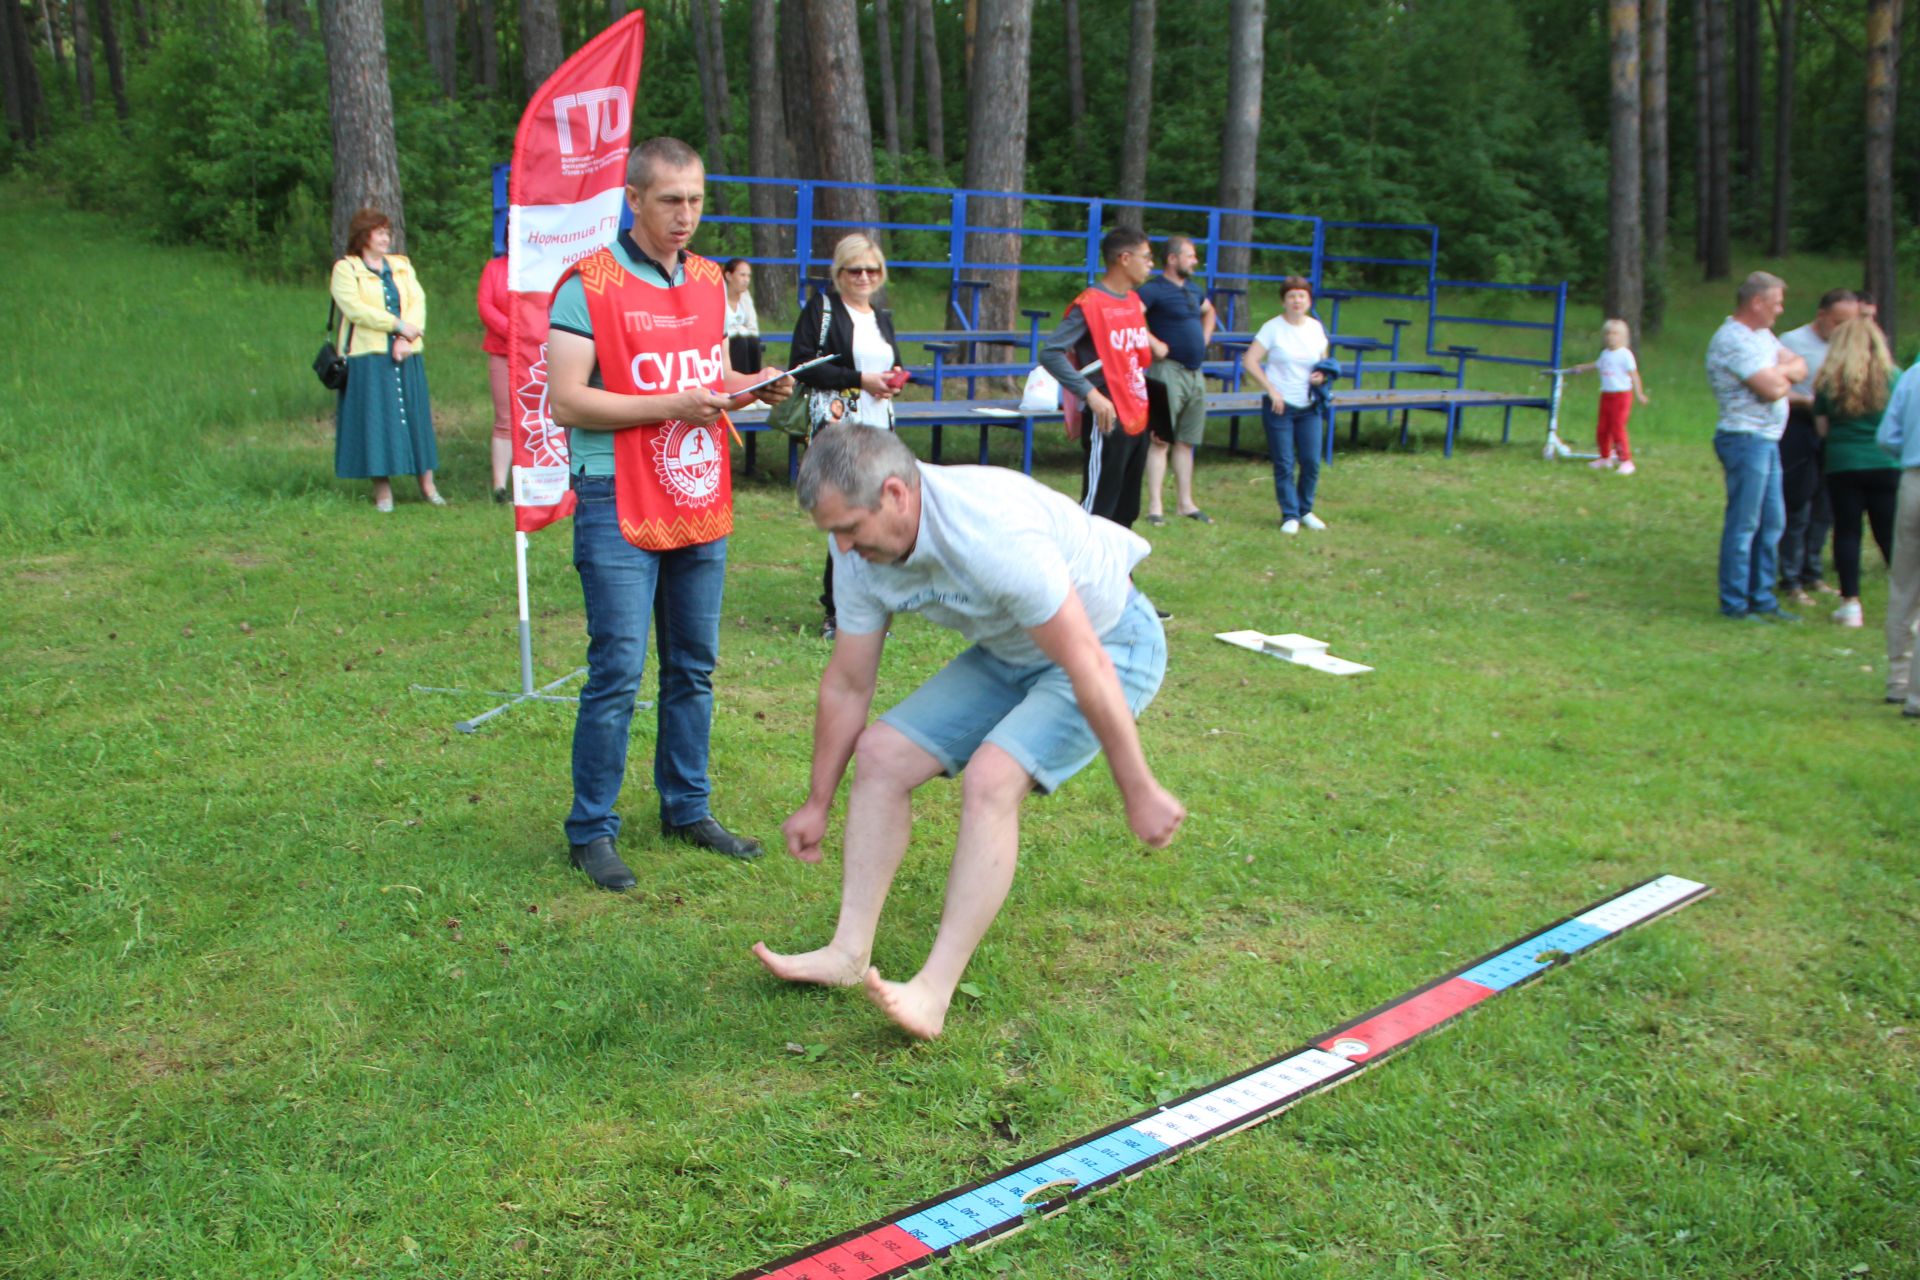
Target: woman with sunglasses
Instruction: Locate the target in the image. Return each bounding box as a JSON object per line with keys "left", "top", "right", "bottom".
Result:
{"left": 790, "top": 233, "right": 907, "bottom": 636}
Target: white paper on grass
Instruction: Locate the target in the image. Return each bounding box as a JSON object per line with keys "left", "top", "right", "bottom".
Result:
{"left": 1215, "top": 630, "right": 1373, "bottom": 676}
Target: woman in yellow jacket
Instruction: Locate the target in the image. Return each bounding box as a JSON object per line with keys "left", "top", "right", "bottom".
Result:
{"left": 330, "top": 207, "right": 443, "bottom": 511}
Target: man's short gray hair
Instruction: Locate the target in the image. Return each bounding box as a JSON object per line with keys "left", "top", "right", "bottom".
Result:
{"left": 796, "top": 425, "right": 921, "bottom": 511}
{"left": 1736, "top": 271, "right": 1786, "bottom": 308}
{"left": 626, "top": 136, "right": 703, "bottom": 192}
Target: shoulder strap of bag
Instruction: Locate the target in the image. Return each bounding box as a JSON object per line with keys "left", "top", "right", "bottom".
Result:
{"left": 326, "top": 285, "right": 356, "bottom": 351}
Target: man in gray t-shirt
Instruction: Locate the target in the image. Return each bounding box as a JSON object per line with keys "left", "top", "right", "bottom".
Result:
{"left": 1704, "top": 272, "right": 1809, "bottom": 619}
{"left": 753, "top": 426, "right": 1185, "bottom": 1040}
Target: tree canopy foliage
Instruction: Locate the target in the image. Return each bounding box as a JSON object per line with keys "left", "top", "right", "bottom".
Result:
{"left": 3, "top": 0, "right": 1915, "bottom": 289}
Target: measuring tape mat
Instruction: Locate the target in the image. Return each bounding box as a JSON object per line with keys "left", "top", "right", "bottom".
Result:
{"left": 729, "top": 874, "right": 1712, "bottom": 1280}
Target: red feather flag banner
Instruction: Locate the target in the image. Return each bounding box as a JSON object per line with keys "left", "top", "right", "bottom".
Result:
{"left": 507, "top": 10, "right": 647, "bottom": 533}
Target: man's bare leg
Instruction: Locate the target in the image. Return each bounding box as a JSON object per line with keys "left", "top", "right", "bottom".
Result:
{"left": 1173, "top": 442, "right": 1198, "bottom": 515}
{"left": 865, "top": 743, "right": 1031, "bottom": 1038}
{"left": 754, "top": 723, "right": 944, "bottom": 986}
{"left": 1144, "top": 437, "right": 1170, "bottom": 518}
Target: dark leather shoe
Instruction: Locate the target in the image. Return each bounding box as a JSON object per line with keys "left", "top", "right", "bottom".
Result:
{"left": 663, "top": 816, "right": 764, "bottom": 860}
{"left": 569, "top": 836, "right": 636, "bottom": 891}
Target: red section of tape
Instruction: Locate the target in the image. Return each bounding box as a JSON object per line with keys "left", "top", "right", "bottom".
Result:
{"left": 862, "top": 1224, "right": 935, "bottom": 1270}
{"left": 1318, "top": 977, "right": 1496, "bottom": 1062}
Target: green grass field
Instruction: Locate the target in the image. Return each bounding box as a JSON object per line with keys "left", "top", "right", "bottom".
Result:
{"left": 2, "top": 189, "right": 1915, "bottom": 1279}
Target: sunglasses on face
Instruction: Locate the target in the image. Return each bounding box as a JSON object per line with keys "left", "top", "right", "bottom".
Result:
{"left": 841, "top": 266, "right": 883, "bottom": 278}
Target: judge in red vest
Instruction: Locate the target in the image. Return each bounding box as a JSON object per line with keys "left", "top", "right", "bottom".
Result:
{"left": 1039, "top": 225, "right": 1168, "bottom": 531}
{"left": 546, "top": 136, "right": 793, "bottom": 890}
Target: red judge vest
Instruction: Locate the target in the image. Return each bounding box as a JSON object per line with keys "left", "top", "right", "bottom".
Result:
{"left": 1073, "top": 287, "right": 1154, "bottom": 434}
{"left": 566, "top": 247, "right": 734, "bottom": 550}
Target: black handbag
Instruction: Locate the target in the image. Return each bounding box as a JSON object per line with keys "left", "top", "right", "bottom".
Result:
{"left": 314, "top": 300, "right": 356, "bottom": 392}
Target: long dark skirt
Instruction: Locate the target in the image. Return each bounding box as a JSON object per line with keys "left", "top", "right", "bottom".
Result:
{"left": 335, "top": 351, "right": 438, "bottom": 479}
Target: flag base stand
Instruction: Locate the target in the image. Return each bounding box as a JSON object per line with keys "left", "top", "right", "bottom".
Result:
{"left": 411, "top": 530, "right": 648, "bottom": 734}
{"left": 1541, "top": 368, "right": 1600, "bottom": 461}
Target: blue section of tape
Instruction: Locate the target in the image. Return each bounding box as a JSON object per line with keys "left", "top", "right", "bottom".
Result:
{"left": 894, "top": 1207, "right": 968, "bottom": 1251}
{"left": 1052, "top": 1141, "right": 1128, "bottom": 1182}
{"left": 1458, "top": 919, "right": 1611, "bottom": 991}
{"left": 1112, "top": 1126, "right": 1174, "bottom": 1160}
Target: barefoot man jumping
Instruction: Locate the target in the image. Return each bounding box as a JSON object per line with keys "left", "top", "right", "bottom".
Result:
{"left": 753, "top": 425, "right": 1186, "bottom": 1039}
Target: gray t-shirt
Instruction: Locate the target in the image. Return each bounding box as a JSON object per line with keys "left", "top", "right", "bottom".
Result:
{"left": 1778, "top": 322, "right": 1829, "bottom": 400}
{"left": 831, "top": 463, "right": 1151, "bottom": 666}
{"left": 1706, "top": 317, "right": 1789, "bottom": 439}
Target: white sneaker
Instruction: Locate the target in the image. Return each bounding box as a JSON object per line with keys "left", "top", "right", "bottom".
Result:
{"left": 1281, "top": 519, "right": 1301, "bottom": 535}
{"left": 1589, "top": 457, "right": 1616, "bottom": 470}
{"left": 1301, "top": 512, "right": 1328, "bottom": 530}
{"left": 1616, "top": 461, "right": 1636, "bottom": 475}
{"left": 1832, "top": 600, "right": 1864, "bottom": 628}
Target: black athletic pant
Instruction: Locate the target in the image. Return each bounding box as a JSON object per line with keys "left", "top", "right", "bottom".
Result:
{"left": 1826, "top": 468, "right": 1900, "bottom": 599}
{"left": 1078, "top": 407, "right": 1150, "bottom": 529}
{"left": 1778, "top": 411, "right": 1829, "bottom": 588}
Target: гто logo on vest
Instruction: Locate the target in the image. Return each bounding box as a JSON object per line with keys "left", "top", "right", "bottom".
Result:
{"left": 652, "top": 422, "right": 725, "bottom": 506}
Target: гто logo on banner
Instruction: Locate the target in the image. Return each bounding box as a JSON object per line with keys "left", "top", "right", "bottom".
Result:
{"left": 553, "top": 87, "right": 631, "bottom": 178}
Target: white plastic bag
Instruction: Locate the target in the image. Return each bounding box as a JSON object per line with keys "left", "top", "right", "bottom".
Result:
{"left": 1019, "top": 364, "right": 1061, "bottom": 412}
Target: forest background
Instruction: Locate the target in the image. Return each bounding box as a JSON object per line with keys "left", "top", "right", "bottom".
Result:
{"left": 2, "top": 0, "right": 1918, "bottom": 346}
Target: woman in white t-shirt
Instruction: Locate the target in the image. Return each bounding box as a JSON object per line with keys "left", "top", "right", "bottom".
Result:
{"left": 723, "top": 257, "right": 762, "bottom": 378}
{"left": 1243, "top": 276, "right": 1332, "bottom": 533}
{"left": 790, "top": 233, "right": 908, "bottom": 633}
{"left": 1565, "top": 317, "right": 1651, "bottom": 473}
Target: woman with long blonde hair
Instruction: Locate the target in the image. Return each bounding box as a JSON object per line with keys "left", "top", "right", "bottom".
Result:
{"left": 1814, "top": 318, "right": 1903, "bottom": 627}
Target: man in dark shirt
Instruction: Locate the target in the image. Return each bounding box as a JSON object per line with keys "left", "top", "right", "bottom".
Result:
{"left": 1136, "top": 235, "right": 1218, "bottom": 525}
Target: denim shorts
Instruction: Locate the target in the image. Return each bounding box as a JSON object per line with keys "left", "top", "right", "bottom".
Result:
{"left": 879, "top": 590, "right": 1167, "bottom": 793}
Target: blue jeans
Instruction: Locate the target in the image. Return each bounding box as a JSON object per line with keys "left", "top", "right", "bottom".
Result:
{"left": 1714, "top": 432, "right": 1786, "bottom": 616}
{"left": 1263, "top": 401, "right": 1323, "bottom": 521}
{"left": 567, "top": 474, "right": 728, "bottom": 844}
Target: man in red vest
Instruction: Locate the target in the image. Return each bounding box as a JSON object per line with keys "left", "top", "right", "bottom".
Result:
{"left": 1039, "top": 225, "right": 1169, "bottom": 531}
{"left": 546, "top": 136, "right": 793, "bottom": 890}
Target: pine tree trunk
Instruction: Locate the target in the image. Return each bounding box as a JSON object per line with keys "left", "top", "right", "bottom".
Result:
{"left": 1769, "top": 0, "right": 1794, "bottom": 255}
{"left": 691, "top": 0, "right": 728, "bottom": 187}
{"left": 708, "top": 0, "right": 732, "bottom": 145}
{"left": 1643, "top": 0, "right": 1669, "bottom": 331}
{"left": 1733, "top": 0, "right": 1759, "bottom": 224}
{"left": 804, "top": 0, "right": 881, "bottom": 249}
{"left": 874, "top": 0, "right": 900, "bottom": 155}
{"left": 899, "top": 0, "right": 918, "bottom": 149}
{"left": 1063, "top": 0, "right": 1085, "bottom": 180}
{"left": 1705, "top": 0, "right": 1731, "bottom": 279}
{"left": 94, "top": 0, "right": 129, "bottom": 119}
{"left": 961, "top": 0, "right": 1032, "bottom": 333}
{"left": 1117, "top": 0, "right": 1154, "bottom": 205}
{"left": 72, "top": 0, "right": 96, "bottom": 121}
{"left": 476, "top": 0, "right": 499, "bottom": 92}
{"left": 0, "top": 0, "right": 26, "bottom": 146}
{"left": 5, "top": 0, "right": 44, "bottom": 146}
{"left": 423, "top": 0, "right": 457, "bottom": 98}
{"left": 918, "top": 0, "right": 945, "bottom": 169}
{"left": 1865, "top": 0, "right": 1900, "bottom": 350}
{"left": 520, "top": 0, "right": 563, "bottom": 97}
{"left": 1693, "top": 0, "right": 1709, "bottom": 263}
{"left": 779, "top": 1, "right": 819, "bottom": 183}
{"left": 322, "top": 0, "right": 407, "bottom": 255}
{"left": 749, "top": 0, "right": 794, "bottom": 319}
{"left": 1216, "top": 0, "right": 1265, "bottom": 284}
{"left": 36, "top": 0, "right": 62, "bottom": 74}
{"left": 129, "top": 0, "right": 153, "bottom": 50}
{"left": 1607, "top": 0, "right": 1646, "bottom": 336}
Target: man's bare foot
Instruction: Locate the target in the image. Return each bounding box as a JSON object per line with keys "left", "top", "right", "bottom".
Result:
{"left": 863, "top": 967, "right": 951, "bottom": 1040}
{"left": 752, "top": 941, "right": 867, "bottom": 987}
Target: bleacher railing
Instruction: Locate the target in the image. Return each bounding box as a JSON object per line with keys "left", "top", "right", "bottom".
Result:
{"left": 493, "top": 166, "right": 1565, "bottom": 373}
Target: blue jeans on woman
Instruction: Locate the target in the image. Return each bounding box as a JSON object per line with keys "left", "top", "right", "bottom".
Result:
{"left": 1714, "top": 431, "right": 1786, "bottom": 617}
{"left": 1263, "top": 400, "right": 1323, "bottom": 521}
{"left": 567, "top": 474, "right": 728, "bottom": 846}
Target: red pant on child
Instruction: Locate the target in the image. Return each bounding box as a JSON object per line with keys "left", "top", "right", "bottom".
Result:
{"left": 1596, "top": 390, "right": 1634, "bottom": 461}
